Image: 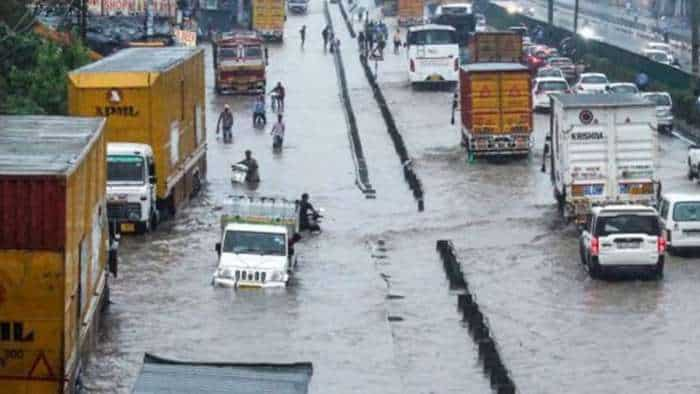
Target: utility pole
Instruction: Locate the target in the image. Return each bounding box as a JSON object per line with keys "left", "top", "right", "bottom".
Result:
{"left": 573, "top": 0, "right": 579, "bottom": 36}
{"left": 691, "top": 0, "right": 699, "bottom": 74}
{"left": 547, "top": 0, "right": 553, "bottom": 40}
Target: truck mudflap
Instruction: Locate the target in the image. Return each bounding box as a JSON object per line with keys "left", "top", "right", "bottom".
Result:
{"left": 463, "top": 132, "right": 532, "bottom": 157}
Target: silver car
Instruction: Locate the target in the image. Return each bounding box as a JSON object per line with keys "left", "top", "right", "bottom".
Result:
{"left": 642, "top": 92, "right": 673, "bottom": 133}
{"left": 579, "top": 205, "right": 665, "bottom": 278}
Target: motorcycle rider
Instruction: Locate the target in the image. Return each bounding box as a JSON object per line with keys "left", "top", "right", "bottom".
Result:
{"left": 271, "top": 113, "right": 285, "bottom": 150}
{"left": 237, "top": 150, "right": 260, "bottom": 183}
{"left": 216, "top": 104, "right": 234, "bottom": 142}
{"left": 299, "top": 193, "right": 320, "bottom": 232}
{"left": 269, "top": 82, "right": 285, "bottom": 112}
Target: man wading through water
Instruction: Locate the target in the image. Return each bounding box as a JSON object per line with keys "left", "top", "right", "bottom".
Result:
{"left": 216, "top": 104, "right": 234, "bottom": 142}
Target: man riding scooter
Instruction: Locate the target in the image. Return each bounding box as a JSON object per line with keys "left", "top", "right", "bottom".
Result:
{"left": 237, "top": 150, "right": 260, "bottom": 183}
{"left": 299, "top": 193, "right": 321, "bottom": 232}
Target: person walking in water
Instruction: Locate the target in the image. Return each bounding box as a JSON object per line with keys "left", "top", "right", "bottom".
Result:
{"left": 300, "top": 25, "right": 306, "bottom": 48}
{"left": 393, "top": 28, "right": 401, "bottom": 54}
{"left": 322, "top": 25, "right": 330, "bottom": 51}
{"left": 216, "top": 104, "right": 234, "bottom": 142}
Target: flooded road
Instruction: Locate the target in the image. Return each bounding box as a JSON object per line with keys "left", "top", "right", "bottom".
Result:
{"left": 83, "top": 3, "right": 700, "bottom": 394}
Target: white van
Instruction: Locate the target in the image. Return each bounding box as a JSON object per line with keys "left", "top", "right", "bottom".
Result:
{"left": 658, "top": 193, "right": 700, "bottom": 252}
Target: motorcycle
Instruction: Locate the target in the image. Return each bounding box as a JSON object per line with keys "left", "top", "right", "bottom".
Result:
{"left": 302, "top": 210, "right": 323, "bottom": 233}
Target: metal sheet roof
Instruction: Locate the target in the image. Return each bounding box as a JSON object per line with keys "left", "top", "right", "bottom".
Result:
{"left": 72, "top": 47, "right": 199, "bottom": 73}
{"left": 132, "top": 354, "right": 313, "bottom": 394}
{"left": 553, "top": 93, "right": 655, "bottom": 108}
{"left": 462, "top": 63, "right": 528, "bottom": 72}
{"left": 0, "top": 116, "right": 104, "bottom": 176}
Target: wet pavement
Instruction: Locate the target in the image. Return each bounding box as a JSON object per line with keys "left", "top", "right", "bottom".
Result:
{"left": 82, "top": 2, "right": 700, "bottom": 393}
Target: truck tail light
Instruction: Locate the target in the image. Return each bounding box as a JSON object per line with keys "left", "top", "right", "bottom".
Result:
{"left": 410, "top": 59, "right": 415, "bottom": 72}
{"left": 590, "top": 237, "right": 600, "bottom": 256}
{"left": 454, "top": 57, "right": 459, "bottom": 72}
{"left": 657, "top": 236, "right": 667, "bottom": 254}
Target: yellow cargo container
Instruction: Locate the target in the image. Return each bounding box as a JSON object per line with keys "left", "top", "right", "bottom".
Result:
{"left": 67, "top": 47, "right": 207, "bottom": 215}
{"left": 0, "top": 116, "right": 109, "bottom": 394}
{"left": 253, "top": 0, "right": 286, "bottom": 41}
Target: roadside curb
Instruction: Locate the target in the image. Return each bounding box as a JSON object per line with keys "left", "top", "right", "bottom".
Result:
{"left": 324, "top": 1, "right": 376, "bottom": 198}
{"left": 436, "top": 240, "right": 518, "bottom": 394}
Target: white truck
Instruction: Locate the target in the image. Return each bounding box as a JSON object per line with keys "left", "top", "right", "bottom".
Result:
{"left": 106, "top": 143, "right": 159, "bottom": 233}
{"left": 213, "top": 196, "right": 300, "bottom": 288}
{"left": 547, "top": 94, "right": 659, "bottom": 224}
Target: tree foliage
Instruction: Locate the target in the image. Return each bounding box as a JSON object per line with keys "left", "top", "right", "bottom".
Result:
{"left": 0, "top": 24, "right": 92, "bottom": 115}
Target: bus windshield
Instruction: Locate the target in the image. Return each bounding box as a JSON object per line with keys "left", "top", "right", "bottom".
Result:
{"left": 407, "top": 29, "right": 457, "bottom": 45}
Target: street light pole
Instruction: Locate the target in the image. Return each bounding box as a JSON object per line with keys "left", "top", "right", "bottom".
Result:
{"left": 573, "top": 0, "right": 579, "bottom": 36}
{"left": 80, "top": 0, "right": 87, "bottom": 42}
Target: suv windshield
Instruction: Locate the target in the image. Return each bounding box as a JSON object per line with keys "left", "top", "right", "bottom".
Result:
{"left": 582, "top": 75, "right": 607, "bottom": 84}
{"left": 539, "top": 81, "right": 568, "bottom": 91}
{"left": 108, "top": 155, "right": 145, "bottom": 183}
{"left": 673, "top": 202, "right": 700, "bottom": 222}
{"left": 644, "top": 94, "right": 671, "bottom": 106}
{"left": 595, "top": 214, "right": 660, "bottom": 236}
{"left": 407, "top": 29, "right": 457, "bottom": 45}
{"left": 610, "top": 85, "right": 638, "bottom": 94}
{"left": 223, "top": 231, "right": 286, "bottom": 256}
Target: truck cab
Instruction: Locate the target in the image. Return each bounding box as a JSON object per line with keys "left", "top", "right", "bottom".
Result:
{"left": 213, "top": 31, "right": 267, "bottom": 94}
{"left": 213, "top": 196, "right": 300, "bottom": 288}
{"left": 106, "top": 143, "right": 158, "bottom": 233}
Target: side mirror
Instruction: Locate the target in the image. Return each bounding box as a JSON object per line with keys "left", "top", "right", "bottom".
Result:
{"left": 149, "top": 176, "right": 157, "bottom": 185}
{"left": 215, "top": 242, "right": 221, "bottom": 256}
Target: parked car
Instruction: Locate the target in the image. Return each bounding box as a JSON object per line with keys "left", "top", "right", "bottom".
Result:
{"left": 531, "top": 77, "right": 569, "bottom": 111}
{"left": 535, "top": 66, "right": 564, "bottom": 79}
{"left": 658, "top": 193, "right": 700, "bottom": 253}
{"left": 606, "top": 82, "right": 639, "bottom": 95}
{"left": 579, "top": 205, "right": 665, "bottom": 279}
{"left": 574, "top": 72, "right": 609, "bottom": 94}
{"left": 642, "top": 91, "right": 673, "bottom": 133}
{"left": 546, "top": 56, "right": 576, "bottom": 80}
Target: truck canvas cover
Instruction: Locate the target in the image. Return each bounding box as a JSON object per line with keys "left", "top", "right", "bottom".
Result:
{"left": 132, "top": 354, "right": 313, "bottom": 393}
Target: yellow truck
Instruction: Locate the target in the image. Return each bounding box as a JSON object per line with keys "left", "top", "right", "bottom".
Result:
{"left": 252, "top": 0, "right": 286, "bottom": 41}
{"left": 68, "top": 47, "right": 207, "bottom": 231}
{"left": 398, "top": 0, "right": 424, "bottom": 26}
{"left": 0, "top": 116, "right": 110, "bottom": 394}
{"left": 458, "top": 63, "right": 533, "bottom": 157}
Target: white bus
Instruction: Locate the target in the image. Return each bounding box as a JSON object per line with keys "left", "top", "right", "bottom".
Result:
{"left": 406, "top": 24, "right": 460, "bottom": 86}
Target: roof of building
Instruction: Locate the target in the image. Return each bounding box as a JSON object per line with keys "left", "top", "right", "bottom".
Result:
{"left": 71, "top": 47, "right": 199, "bottom": 73}
{"left": 553, "top": 94, "right": 654, "bottom": 108}
{"left": 0, "top": 116, "right": 104, "bottom": 176}
{"left": 132, "top": 354, "right": 313, "bottom": 394}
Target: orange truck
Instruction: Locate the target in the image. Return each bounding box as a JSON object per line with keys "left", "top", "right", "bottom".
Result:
{"left": 398, "top": 0, "right": 424, "bottom": 26}
{"left": 458, "top": 63, "right": 533, "bottom": 157}
{"left": 252, "top": 0, "right": 286, "bottom": 41}
{"left": 467, "top": 31, "right": 523, "bottom": 63}
{"left": 213, "top": 31, "right": 267, "bottom": 94}
{"left": 0, "top": 116, "right": 111, "bottom": 394}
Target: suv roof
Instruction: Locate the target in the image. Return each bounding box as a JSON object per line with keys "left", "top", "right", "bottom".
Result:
{"left": 592, "top": 205, "right": 657, "bottom": 215}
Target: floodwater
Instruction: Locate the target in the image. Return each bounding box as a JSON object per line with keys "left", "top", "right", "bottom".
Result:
{"left": 82, "top": 3, "right": 700, "bottom": 394}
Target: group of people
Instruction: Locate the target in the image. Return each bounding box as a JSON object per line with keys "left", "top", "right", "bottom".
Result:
{"left": 321, "top": 25, "right": 341, "bottom": 53}
{"left": 357, "top": 20, "right": 401, "bottom": 59}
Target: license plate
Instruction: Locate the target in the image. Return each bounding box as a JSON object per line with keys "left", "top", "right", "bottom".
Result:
{"left": 120, "top": 223, "right": 135, "bottom": 233}
{"left": 617, "top": 242, "right": 640, "bottom": 249}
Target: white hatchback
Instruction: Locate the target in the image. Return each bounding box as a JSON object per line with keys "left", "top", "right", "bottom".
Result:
{"left": 579, "top": 205, "right": 665, "bottom": 278}
{"left": 574, "top": 73, "right": 609, "bottom": 94}
{"left": 658, "top": 193, "right": 700, "bottom": 252}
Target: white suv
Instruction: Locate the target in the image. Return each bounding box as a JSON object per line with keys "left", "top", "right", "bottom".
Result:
{"left": 579, "top": 205, "right": 665, "bottom": 278}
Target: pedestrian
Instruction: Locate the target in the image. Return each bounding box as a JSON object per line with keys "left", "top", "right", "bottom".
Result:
{"left": 252, "top": 94, "right": 266, "bottom": 126}
{"left": 377, "top": 35, "right": 386, "bottom": 58}
{"left": 264, "top": 46, "right": 269, "bottom": 65}
{"left": 322, "top": 25, "right": 330, "bottom": 51}
{"left": 367, "top": 27, "right": 375, "bottom": 53}
{"left": 358, "top": 30, "right": 366, "bottom": 56}
{"left": 271, "top": 113, "right": 285, "bottom": 150}
{"left": 300, "top": 25, "right": 306, "bottom": 48}
{"left": 393, "top": 28, "right": 401, "bottom": 54}
{"left": 329, "top": 31, "right": 336, "bottom": 53}
{"left": 216, "top": 104, "right": 234, "bottom": 142}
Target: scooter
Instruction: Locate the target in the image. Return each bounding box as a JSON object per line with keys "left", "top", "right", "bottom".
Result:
{"left": 231, "top": 163, "right": 248, "bottom": 184}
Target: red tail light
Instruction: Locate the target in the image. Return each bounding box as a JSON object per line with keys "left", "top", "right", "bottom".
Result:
{"left": 410, "top": 59, "right": 415, "bottom": 72}
{"left": 454, "top": 57, "right": 459, "bottom": 72}
{"left": 657, "top": 236, "right": 667, "bottom": 254}
{"left": 590, "top": 237, "right": 600, "bottom": 256}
